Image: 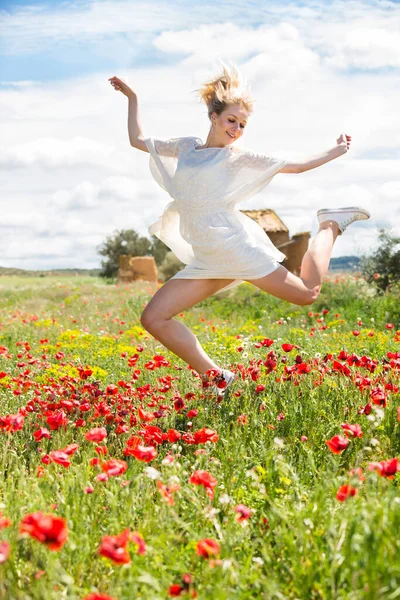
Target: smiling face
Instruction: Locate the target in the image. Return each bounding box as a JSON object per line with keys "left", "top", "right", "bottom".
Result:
{"left": 211, "top": 104, "right": 249, "bottom": 146}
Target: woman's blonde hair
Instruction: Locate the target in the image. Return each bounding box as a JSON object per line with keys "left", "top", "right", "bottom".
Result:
{"left": 195, "top": 60, "right": 254, "bottom": 121}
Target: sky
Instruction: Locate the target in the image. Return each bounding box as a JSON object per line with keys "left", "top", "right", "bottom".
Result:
{"left": 0, "top": 0, "right": 399, "bottom": 270}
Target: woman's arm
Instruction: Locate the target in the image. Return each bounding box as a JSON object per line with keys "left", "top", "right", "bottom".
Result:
{"left": 278, "top": 133, "right": 351, "bottom": 174}
{"left": 108, "top": 76, "right": 148, "bottom": 153}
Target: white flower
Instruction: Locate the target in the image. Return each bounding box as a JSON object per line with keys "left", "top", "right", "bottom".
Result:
{"left": 273, "top": 437, "right": 285, "bottom": 448}
{"left": 144, "top": 467, "right": 161, "bottom": 480}
{"left": 219, "top": 494, "right": 233, "bottom": 505}
{"left": 252, "top": 557, "right": 264, "bottom": 566}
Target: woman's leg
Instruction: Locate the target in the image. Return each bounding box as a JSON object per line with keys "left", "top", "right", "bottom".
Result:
{"left": 246, "top": 220, "right": 340, "bottom": 304}
{"left": 140, "top": 278, "right": 235, "bottom": 376}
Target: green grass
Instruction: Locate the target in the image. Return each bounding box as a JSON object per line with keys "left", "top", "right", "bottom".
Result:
{"left": 0, "top": 275, "right": 399, "bottom": 599}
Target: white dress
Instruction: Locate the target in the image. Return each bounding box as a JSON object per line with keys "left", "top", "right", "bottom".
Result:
{"left": 144, "top": 136, "right": 288, "bottom": 296}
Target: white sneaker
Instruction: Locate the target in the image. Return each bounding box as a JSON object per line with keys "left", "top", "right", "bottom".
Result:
{"left": 214, "top": 369, "right": 236, "bottom": 400}
{"left": 201, "top": 368, "right": 236, "bottom": 401}
{"left": 317, "top": 206, "right": 371, "bottom": 235}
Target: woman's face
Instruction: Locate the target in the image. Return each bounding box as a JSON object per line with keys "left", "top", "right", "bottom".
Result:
{"left": 212, "top": 104, "right": 249, "bottom": 145}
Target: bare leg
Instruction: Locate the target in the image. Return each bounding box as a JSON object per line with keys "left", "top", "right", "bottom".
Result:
{"left": 140, "top": 278, "right": 235, "bottom": 376}
{"left": 299, "top": 220, "right": 340, "bottom": 289}
{"left": 245, "top": 221, "right": 340, "bottom": 305}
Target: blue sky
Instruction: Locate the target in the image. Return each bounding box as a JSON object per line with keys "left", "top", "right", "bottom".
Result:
{"left": 0, "top": 0, "right": 399, "bottom": 269}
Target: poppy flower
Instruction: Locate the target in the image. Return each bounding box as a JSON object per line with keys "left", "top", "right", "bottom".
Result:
{"left": 368, "top": 458, "right": 399, "bottom": 479}
{"left": 169, "top": 584, "right": 184, "bottom": 597}
{"left": 168, "top": 574, "right": 196, "bottom": 598}
{"left": 325, "top": 435, "right": 349, "bottom": 454}
{"left": 98, "top": 528, "right": 131, "bottom": 564}
{"left": 33, "top": 427, "right": 51, "bottom": 442}
{"left": 282, "top": 343, "right": 297, "bottom": 352}
{"left": 125, "top": 445, "right": 157, "bottom": 463}
{"left": 2, "top": 413, "right": 24, "bottom": 432}
{"left": 234, "top": 504, "right": 252, "bottom": 522}
{"left": 85, "top": 428, "right": 107, "bottom": 442}
{"left": 370, "top": 387, "right": 387, "bottom": 407}
{"left": 156, "top": 480, "right": 180, "bottom": 506}
{"left": 62, "top": 444, "right": 79, "bottom": 456}
{"left": 189, "top": 470, "right": 218, "bottom": 501}
{"left": 336, "top": 485, "right": 358, "bottom": 502}
{"left": 341, "top": 423, "right": 363, "bottom": 438}
{"left": 20, "top": 512, "right": 68, "bottom": 551}
{"left": 0, "top": 541, "right": 10, "bottom": 564}
{"left": 0, "top": 512, "right": 11, "bottom": 530}
{"left": 130, "top": 531, "right": 146, "bottom": 555}
{"left": 46, "top": 410, "right": 68, "bottom": 430}
{"left": 49, "top": 451, "right": 71, "bottom": 468}
{"left": 187, "top": 409, "right": 199, "bottom": 418}
{"left": 101, "top": 459, "right": 128, "bottom": 477}
{"left": 196, "top": 538, "right": 220, "bottom": 558}
{"left": 193, "top": 428, "right": 219, "bottom": 444}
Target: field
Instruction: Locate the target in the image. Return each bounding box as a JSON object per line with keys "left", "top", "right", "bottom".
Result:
{"left": 0, "top": 274, "right": 399, "bottom": 600}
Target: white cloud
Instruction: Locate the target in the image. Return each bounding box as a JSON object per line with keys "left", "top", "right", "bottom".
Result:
{"left": 1, "top": 0, "right": 399, "bottom": 270}
{"left": 0, "top": 137, "right": 115, "bottom": 170}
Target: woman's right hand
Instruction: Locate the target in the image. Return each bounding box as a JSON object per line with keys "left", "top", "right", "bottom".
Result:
{"left": 108, "top": 76, "right": 136, "bottom": 98}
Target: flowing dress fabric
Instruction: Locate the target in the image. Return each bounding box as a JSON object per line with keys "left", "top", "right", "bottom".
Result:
{"left": 144, "top": 136, "right": 288, "bottom": 295}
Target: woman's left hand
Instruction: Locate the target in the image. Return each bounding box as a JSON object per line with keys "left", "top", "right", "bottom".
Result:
{"left": 336, "top": 132, "right": 351, "bottom": 153}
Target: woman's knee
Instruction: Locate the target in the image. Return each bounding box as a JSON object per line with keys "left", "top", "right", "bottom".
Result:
{"left": 140, "top": 309, "right": 162, "bottom": 332}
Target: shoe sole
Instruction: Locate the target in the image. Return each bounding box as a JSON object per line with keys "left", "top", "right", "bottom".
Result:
{"left": 317, "top": 206, "right": 371, "bottom": 220}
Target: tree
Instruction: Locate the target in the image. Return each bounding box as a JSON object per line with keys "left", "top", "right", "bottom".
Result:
{"left": 158, "top": 251, "right": 185, "bottom": 282}
{"left": 97, "top": 229, "right": 170, "bottom": 279}
{"left": 361, "top": 228, "right": 400, "bottom": 292}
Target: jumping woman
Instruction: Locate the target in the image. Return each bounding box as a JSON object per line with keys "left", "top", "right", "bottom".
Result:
{"left": 108, "top": 61, "right": 370, "bottom": 399}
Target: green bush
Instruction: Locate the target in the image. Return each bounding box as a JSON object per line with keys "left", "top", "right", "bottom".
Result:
{"left": 361, "top": 228, "right": 400, "bottom": 293}
{"left": 97, "top": 229, "right": 170, "bottom": 278}
{"left": 158, "top": 250, "right": 185, "bottom": 282}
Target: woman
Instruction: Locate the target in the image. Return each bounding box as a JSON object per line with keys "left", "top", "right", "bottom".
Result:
{"left": 108, "top": 62, "right": 370, "bottom": 399}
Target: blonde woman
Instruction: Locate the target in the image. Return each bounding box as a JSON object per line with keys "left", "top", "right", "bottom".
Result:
{"left": 108, "top": 62, "right": 370, "bottom": 398}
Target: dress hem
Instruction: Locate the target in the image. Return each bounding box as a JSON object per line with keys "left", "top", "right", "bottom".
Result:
{"left": 171, "top": 261, "right": 281, "bottom": 281}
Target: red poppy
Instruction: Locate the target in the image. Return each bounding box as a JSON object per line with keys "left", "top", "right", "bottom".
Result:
{"left": 142, "top": 425, "right": 163, "bottom": 445}
{"left": 156, "top": 480, "right": 180, "bottom": 506}
{"left": 368, "top": 458, "right": 399, "bottom": 479}
{"left": 341, "top": 423, "right": 363, "bottom": 438}
{"left": 62, "top": 444, "right": 79, "bottom": 455}
{"left": 189, "top": 470, "right": 218, "bottom": 501}
{"left": 0, "top": 541, "right": 10, "bottom": 564}
{"left": 196, "top": 538, "right": 220, "bottom": 558}
{"left": 169, "top": 584, "right": 184, "bottom": 597}
{"left": 187, "top": 409, "right": 199, "bottom": 418}
{"left": 193, "top": 428, "right": 219, "bottom": 444}
{"left": 46, "top": 410, "right": 68, "bottom": 430}
{"left": 85, "top": 427, "right": 107, "bottom": 442}
{"left": 130, "top": 531, "right": 146, "bottom": 555}
{"left": 98, "top": 528, "right": 130, "bottom": 564}
{"left": 101, "top": 459, "right": 128, "bottom": 477}
{"left": 336, "top": 485, "right": 358, "bottom": 502}
{"left": 370, "top": 387, "right": 387, "bottom": 407}
{"left": 234, "top": 504, "right": 252, "bottom": 522}
{"left": 282, "top": 343, "right": 297, "bottom": 352}
{"left": 125, "top": 445, "right": 157, "bottom": 463}
{"left": 20, "top": 512, "right": 68, "bottom": 551}
{"left": 137, "top": 407, "right": 156, "bottom": 422}
{"left": 325, "top": 435, "right": 349, "bottom": 454}
{"left": 49, "top": 451, "right": 71, "bottom": 468}
{"left": 1, "top": 413, "right": 24, "bottom": 432}
{"left": 0, "top": 512, "right": 11, "bottom": 529}
{"left": 165, "top": 429, "right": 182, "bottom": 443}
{"left": 33, "top": 427, "right": 51, "bottom": 442}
